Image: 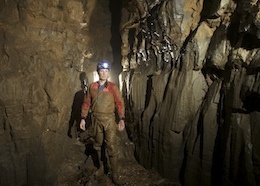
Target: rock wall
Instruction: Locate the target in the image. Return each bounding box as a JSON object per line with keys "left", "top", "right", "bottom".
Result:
{"left": 0, "top": 0, "right": 114, "bottom": 185}
{"left": 120, "top": 0, "right": 260, "bottom": 185}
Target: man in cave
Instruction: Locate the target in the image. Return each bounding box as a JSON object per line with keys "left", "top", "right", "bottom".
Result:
{"left": 79, "top": 61, "right": 125, "bottom": 184}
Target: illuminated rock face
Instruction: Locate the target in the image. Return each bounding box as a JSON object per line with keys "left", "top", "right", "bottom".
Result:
{"left": 120, "top": 0, "right": 260, "bottom": 185}
{"left": 0, "top": 0, "right": 259, "bottom": 185}
{"left": 0, "top": 0, "right": 113, "bottom": 185}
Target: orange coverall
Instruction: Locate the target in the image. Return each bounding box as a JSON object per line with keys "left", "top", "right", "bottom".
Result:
{"left": 81, "top": 80, "right": 125, "bottom": 157}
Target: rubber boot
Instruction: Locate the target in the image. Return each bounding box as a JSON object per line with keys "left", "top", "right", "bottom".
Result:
{"left": 94, "top": 150, "right": 104, "bottom": 177}
{"left": 110, "top": 155, "right": 123, "bottom": 185}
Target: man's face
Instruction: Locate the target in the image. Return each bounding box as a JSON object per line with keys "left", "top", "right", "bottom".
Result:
{"left": 98, "top": 69, "right": 109, "bottom": 81}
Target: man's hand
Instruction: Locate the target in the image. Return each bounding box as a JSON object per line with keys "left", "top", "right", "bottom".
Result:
{"left": 80, "top": 119, "right": 86, "bottom": 131}
{"left": 118, "top": 120, "right": 125, "bottom": 131}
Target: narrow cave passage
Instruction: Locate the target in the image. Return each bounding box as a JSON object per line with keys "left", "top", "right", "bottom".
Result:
{"left": 0, "top": 0, "right": 260, "bottom": 186}
{"left": 109, "top": 0, "right": 123, "bottom": 85}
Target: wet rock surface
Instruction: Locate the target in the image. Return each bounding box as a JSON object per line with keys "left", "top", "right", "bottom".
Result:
{"left": 120, "top": 0, "right": 260, "bottom": 185}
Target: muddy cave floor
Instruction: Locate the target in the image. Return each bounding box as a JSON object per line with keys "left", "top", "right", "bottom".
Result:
{"left": 57, "top": 138, "right": 175, "bottom": 186}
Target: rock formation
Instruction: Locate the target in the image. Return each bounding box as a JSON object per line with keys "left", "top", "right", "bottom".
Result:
{"left": 0, "top": 0, "right": 113, "bottom": 185}
{"left": 119, "top": 0, "right": 260, "bottom": 185}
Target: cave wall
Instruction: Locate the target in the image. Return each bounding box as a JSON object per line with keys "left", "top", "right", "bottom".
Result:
{"left": 120, "top": 0, "right": 260, "bottom": 185}
{"left": 0, "top": 0, "right": 113, "bottom": 185}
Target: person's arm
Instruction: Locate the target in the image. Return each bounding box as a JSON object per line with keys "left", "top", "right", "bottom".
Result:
{"left": 111, "top": 83, "right": 125, "bottom": 131}
{"left": 80, "top": 86, "right": 91, "bottom": 131}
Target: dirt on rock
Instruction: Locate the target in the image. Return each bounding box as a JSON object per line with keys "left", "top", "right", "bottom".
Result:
{"left": 58, "top": 156, "right": 175, "bottom": 186}
{"left": 55, "top": 130, "right": 176, "bottom": 186}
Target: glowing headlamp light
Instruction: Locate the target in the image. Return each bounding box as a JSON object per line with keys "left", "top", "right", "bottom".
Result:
{"left": 97, "top": 61, "right": 111, "bottom": 71}
{"left": 103, "top": 63, "right": 109, "bottom": 68}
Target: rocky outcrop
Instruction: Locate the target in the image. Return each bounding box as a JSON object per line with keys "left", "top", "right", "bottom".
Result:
{"left": 0, "top": 0, "right": 113, "bottom": 185}
{"left": 120, "top": 0, "right": 260, "bottom": 185}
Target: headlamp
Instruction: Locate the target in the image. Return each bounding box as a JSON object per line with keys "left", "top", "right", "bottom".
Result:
{"left": 103, "top": 63, "right": 108, "bottom": 68}
{"left": 97, "top": 61, "right": 111, "bottom": 71}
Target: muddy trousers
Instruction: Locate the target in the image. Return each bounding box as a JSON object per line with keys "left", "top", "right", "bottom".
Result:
{"left": 92, "top": 149, "right": 104, "bottom": 177}
{"left": 91, "top": 113, "right": 122, "bottom": 179}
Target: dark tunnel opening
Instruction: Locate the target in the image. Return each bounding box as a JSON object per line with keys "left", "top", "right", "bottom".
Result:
{"left": 109, "top": 0, "right": 123, "bottom": 85}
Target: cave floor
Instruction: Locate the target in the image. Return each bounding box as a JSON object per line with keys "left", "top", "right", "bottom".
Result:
{"left": 56, "top": 139, "right": 175, "bottom": 186}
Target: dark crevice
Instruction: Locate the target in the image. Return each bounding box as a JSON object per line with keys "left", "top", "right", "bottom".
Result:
{"left": 109, "top": 0, "right": 123, "bottom": 79}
